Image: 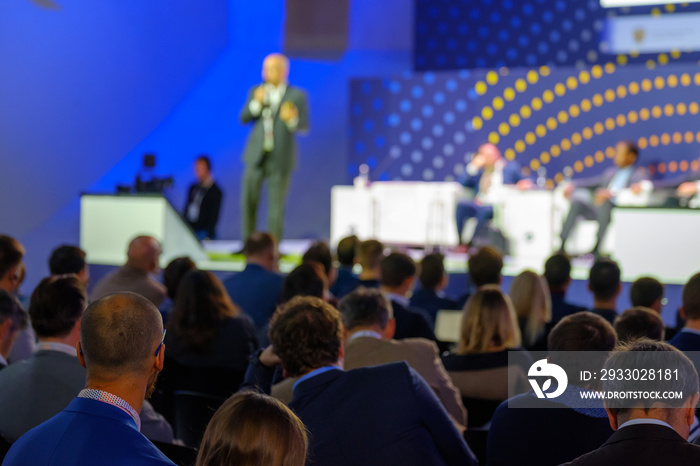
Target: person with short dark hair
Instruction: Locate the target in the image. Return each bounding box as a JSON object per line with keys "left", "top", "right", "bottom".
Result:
{"left": 544, "top": 253, "right": 587, "bottom": 323}
{"left": 356, "top": 239, "right": 384, "bottom": 288}
{"left": 3, "top": 292, "right": 176, "bottom": 465}
{"left": 588, "top": 258, "right": 622, "bottom": 324}
{"left": 184, "top": 155, "right": 223, "bottom": 240}
{"left": 281, "top": 263, "right": 325, "bottom": 303}
{"left": 159, "top": 256, "right": 196, "bottom": 324}
{"left": 457, "top": 246, "right": 503, "bottom": 308}
{"left": 0, "top": 290, "right": 27, "bottom": 369}
{"left": 196, "top": 391, "right": 308, "bottom": 466}
{"left": 615, "top": 307, "right": 665, "bottom": 342}
{"left": 563, "top": 340, "right": 700, "bottom": 465}
{"left": 302, "top": 241, "right": 336, "bottom": 300}
{"left": 329, "top": 235, "right": 360, "bottom": 299}
{"left": 630, "top": 276, "right": 665, "bottom": 312}
{"left": 0, "top": 235, "right": 32, "bottom": 363}
{"left": 488, "top": 312, "right": 617, "bottom": 466}
{"left": 558, "top": 140, "right": 648, "bottom": 257}
{"left": 669, "top": 273, "right": 700, "bottom": 352}
{"left": 410, "top": 253, "right": 458, "bottom": 325}
{"left": 242, "top": 296, "right": 477, "bottom": 466}
{"left": 48, "top": 245, "right": 89, "bottom": 285}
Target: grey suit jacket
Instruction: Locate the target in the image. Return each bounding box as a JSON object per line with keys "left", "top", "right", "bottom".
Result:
{"left": 239, "top": 85, "right": 309, "bottom": 174}
{"left": 573, "top": 166, "right": 649, "bottom": 190}
{"left": 0, "top": 350, "right": 173, "bottom": 443}
{"left": 271, "top": 336, "right": 467, "bottom": 427}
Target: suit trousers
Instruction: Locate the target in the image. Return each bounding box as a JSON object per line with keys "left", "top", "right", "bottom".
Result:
{"left": 560, "top": 199, "right": 613, "bottom": 251}
{"left": 455, "top": 201, "right": 493, "bottom": 244}
{"left": 241, "top": 160, "right": 291, "bottom": 242}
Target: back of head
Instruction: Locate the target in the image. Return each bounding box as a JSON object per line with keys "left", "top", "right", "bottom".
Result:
{"left": 544, "top": 253, "right": 571, "bottom": 291}
{"left": 339, "top": 288, "right": 392, "bottom": 331}
{"left": 48, "top": 245, "right": 86, "bottom": 276}
{"left": 163, "top": 257, "right": 197, "bottom": 300}
{"left": 356, "top": 239, "right": 384, "bottom": 270}
{"left": 244, "top": 232, "right": 276, "bottom": 259}
{"left": 615, "top": 307, "right": 665, "bottom": 343}
{"left": 126, "top": 235, "right": 161, "bottom": 272}
{"left": 682, "top": 272, "right": 700, "bottom": 320}
{"left": 630, "top": 276, "right": 664, "bottom": 309}
{"left": 459, "top": 286, "right": 521, "bottom": 354}
{"left": 0, "top": 235, "right": 24, "bottom": 281}
{"left": 380, "top": 253, "right": 416, "bottom": 288}
{"left": 268, "top": 296, "right": 343, "bottom": 377}
{"left": 419, "top": 253, "right": 446, "bottom": 290}
{"left": 302, "top": 242, "right": 332, "bottom": 275}
{"left": 30, "top": 275, "right": 86, "bottom": 338}
{"left": 468, "top": 246, "right": 503, "bottom": 288}
{"left": 81, "top": 292, "right": 163, "bottom": 375}
{"left": 588, "top": 258, "right": 621, "bottom": 301}
{"left": 336, "top": 235, "right": 359, "bottom": 267}
{"left": 0, "top": 290, "right": 27, "bottom": 332}
{"left": 509, "top": 270, "right": 551, "bottom": 347}
{"left": 282, "top": 264, "right": 324, "bottom": 303}
{"left": 196, "top": 391, "right": 307, "bottom": 466}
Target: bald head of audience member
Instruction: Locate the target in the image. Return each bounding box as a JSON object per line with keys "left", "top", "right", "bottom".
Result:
{"left": 78, "top": 293, "right": 165, "bottom": 411}
{"left": 614, "top": 307, "right": 665, "bottom": 343}
{"left": 0, "top": 235, "right": 25, "bottom": 294}
{"left": 244, "top": 232, "right": 278, "bottom": 272}
{"left": 126, "top": 236, "right": 162, "bottom": 275}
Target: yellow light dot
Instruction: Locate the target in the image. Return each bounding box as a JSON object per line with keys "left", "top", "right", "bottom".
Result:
{"left": 690, "top": 102, "right": 700, "bottom": 114}
{"left": 591, "top": 65, "right": 603, "bottom": 79}
{"left": 604, "top": 63, "right": 616, "bottom": 74}
{"left": 543, "top": 90, "right": 555, "bottom": 103}
{"left": 605, "top": 118, "right": 615, "bottom": 131}
{"left": 504, "top": 87, "right": 516, "bottom": 101}
{"left": 665, "top": 3, "right": 675, "bottom": 12}
{"left": 509, "top": 114, "right": 521, "bottom": 127}
{"left": 515, "top": 140, "right": 526, "bottom": 153}
{"left": 581, "top": 99, "right": 592, "bottom": 112}
{"left": 628, "top": 110, "right": 638, "bottom": 124}
{"left": 686, "top": 131, "right": 695, "bottom": 144}
{"left": 526, "top": 70, "right": 539, "bottom": 84}
{"left": 617, "top": 55, "right": 628, "bottom": 66}
{"left": 520, "top": 106, "right": 532, "bottom": 119}
{"left": 555, "top": 173, "right": 564, "bottom": 183}
{"left": 489, "top": 132, "right": 500, "bottom": 145}
{"left": 650, "top": 135, "right": 659, "bottom": 147}
{"left": 551, "top": 145, "right": 561, "bottom": 157}
{"left": 498, "top": 122, "right": 511, "bottom": 136}
{"left": 658, "top": 53, "right": 669, "bottom": 65}
{"left": 652, "top": 106, "right": 662, "bottom": 118}
{"left": 574, "top": 161, "right": 584, "bottom": 172}
{"left": 472, "top": 117, "right": 483, "bottom": 130}
{"left": 671, "top": 49, "right": 681, "bottom": 59}
{"left": 569, "top": 104, "right": 580, "bottom": 118}
{"left": 475, "top": 81, "right": 488, "bottom": 95}
{"left": 505, "top": 148, "right": 516, "bottom": 160}
{"left": 572, "top": 133, "right": 582, "bottom": 145}
{"left": 582, "top": 127, "right": 593, "bottom": 140}
{"left": 584, "top": 155, "right": 594, "bottom": 167}
{"left": 628, "top": 82, "right": 640, "bottom": 95}
{"left": 579, "top": 70, "right": 591, "bottom": 84}
{"left": 652, "top": 7, "right": 661, "bottom": 15}
{"left": 486, "top": 71, "right": 499, "bottom": 86}
{"left": 697, "top": 133, "right": 700, "bottom": 144}
{"left": 681, "top": 160, "right": 689, "bottom": 171}
{"left": 594, "top": 151, "right": 605, "bottom": 162}
{"left": 539, "top": 66, "right": 551, "bottom": 77}
{"left": 641, "top": 79, "right": 653, "bottom": 92}
{"left": 606, "top": 146, "right": 616, "bottom": 158}
{"left": 546, "top": 117, "right": 558, "bottom": 130}
{"left": 515, "top": 79, "right": 527, "bottom": 93}
{"left": 664, "top": 103, "right": 675, "bottom": 117}
{"left": 616, "top": 85, "right": 628, "bottom": 99}
{"left": 668, "top": 75, "right": 679, "bottom": 88}
{"left": 592, "top": 94, "right": 604, "bottom": 106}
{"left": 492, "top": 96, "right": 505, "bottom": 111}
{"left": 554, "top": 83, "right": 566, "bottom": 96}
{"left": 531, "top": 97, "right": 543, "bottom": 111}
{"left": 673, "top": 132, "right": 682, "bottom": 144}
{"left": 638, "top": 137, "right": 648, "bottom": 150}
{"left": 640, "top": 108, "right": 650, "bottom": 120}
{"left": 566, "top": 77, "right": 578, "bottom": 90}
{"left": 616, "top": 114, "right": 626, "bottom": 127}
{"left": 525, "top": 132, "right": 536, "bottom": 145}
{"left": 646, "top": 60, "right": 656, "bottom": 69}
{"left": 654, "top": 76, "right": 665, "bottom": 89}
{"left": 541, "top": 152, "right": 551, "bottom": 164}
{"left": 630, "top": 50, "right": 640, "bottom": 58}
{"left": 669, "top": 161, "right": 678, "bottom": 172}
{"left": 661, "top": 133, "right": 671, "bottom": 145}
{"left": 594, "top": 122, "right": 604, "bottom": 134}
{"left": 604, "top": 89, "right": 616, "bottom": 102}
{"left": 535, "top": 124, "right": 547, "bottom": 137}
{"left": 530, "top": 159, "right": 541, "bottom": 170}
{"left": 482, "top": 107, "right": 494, "bottom": 120}
{"left": 681, "top": 73, "right": 691, "bottom": 86}
{"left": 694, "top": 74, "right": 700, "bottom": 86}
{"left": 561, "top": 138, "right": 572, "bottom": 151}
{"left": 557, "top": 111, "right": 569, "bottom": 124}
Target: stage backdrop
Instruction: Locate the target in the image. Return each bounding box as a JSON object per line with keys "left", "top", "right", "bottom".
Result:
{"left": 349, "top": 63, "right": 700, "bottom": 185}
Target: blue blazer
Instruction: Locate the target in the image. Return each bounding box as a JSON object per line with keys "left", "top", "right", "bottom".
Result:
{"left": 4, "top": 398, "right": 174, "bottom": 466}
{"left": 459, "top": 161, "right": 523, "bottom": 195}
{"left": 409, "top": 288, "right": 458, "bottom": 326}
{"left": 669, "top": 330, "right": 700, "bottom": 352}
{"left": 223, "top": 263, "right": 284, "bottom": 329}
{"left": 329, "top": 266, "right": 360, "bottom": 299}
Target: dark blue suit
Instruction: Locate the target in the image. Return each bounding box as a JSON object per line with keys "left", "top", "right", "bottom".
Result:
{"left": 223, "top": 263, "right": 283, "bottom": 330}
{"left": 3, "top": 398, "right": 174, "bottom": 466}
{"left": 243, "top": 362, "right": 476, "bottom": 466}
{"left": 551, "top": 292, "right": 587, "bottom": 323}
{"left": 669, "top": 330, "right": 700, "bottom": 352}
{"left": 456, "top": 161, "right": 523, "bottom": 243}
{"left": 329, "top": 266, "right": 360, "bottom": 299}
{"left": 390, "top": 299, "right": 439, "bottom": 344}
{"left": 409, "top": 288, "right": 458, "bottom": 327}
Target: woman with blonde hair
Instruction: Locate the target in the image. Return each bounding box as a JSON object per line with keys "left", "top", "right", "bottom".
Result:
{"left": 442, "top": 286, "right": 531, "bottom": 427}
{"left": 509, "top": 270, "right": 552, "bottom": 351}
{"left": 196, "top": 391, "right": 308, "bottom": 466}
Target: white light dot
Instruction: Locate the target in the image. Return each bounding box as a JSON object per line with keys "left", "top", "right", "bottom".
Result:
{"left": 422, "top": 168, "right": 435, "bottom": 181}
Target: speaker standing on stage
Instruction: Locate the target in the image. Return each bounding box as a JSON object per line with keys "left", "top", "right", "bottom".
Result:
{"left": 240, "top": 53, "right": 309, "bottom": 243}
{"left": 184, "top": 155, "right": 223, "bottom": 240}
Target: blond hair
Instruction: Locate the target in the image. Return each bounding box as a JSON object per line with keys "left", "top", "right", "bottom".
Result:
{"left": 509, "top": 270, "right": 552, "bottom": 348}
{"left": 458, "top": 286, "right": 521, "bottom": 354}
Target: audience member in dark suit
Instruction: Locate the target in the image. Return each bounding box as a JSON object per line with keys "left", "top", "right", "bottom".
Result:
{"left": 488, "top": 312, "right": 617, "bottom": 466}
{"left": 410, "top": 252, "right": 458, "bottom": 326}
{"left": 587, "top": 258, "right": 622, "bottom": 325}
{"left": 356, "top": 239, "right": 384, "bottom": 288}
{"left": 380, "top": 253, "right": 438, "bottom": 344}
{"left": 0, "top": 277, "right": 173, "bottom": 443}
{"left": 544, "top": 253, "right": 587, "bottom": 323}
{"left": 329, "top": 235, "right": 360, "bottom": 299}
{"left": 242, "top": 296, "right": 477, "bottom": 466}
{"left": 631, "top": 276, "right": 676, "bottom": 340}
{"left": 48, "top": 245, "right": 90, "bottom": 285}
{"left": 615, "top": 307, "right": 665, "bottom": 343}
{"left": 455, "top": 143, "right": 528, "bottom": 250}
{"left": 159, "top": 256, "right": 196, "bottom": 324}
{"left": 90, "top": 235, "right": 167, "bottom": 307}
{"left": 184, "top": 155, "right": 223, "bottom": 240}
{"left": 510, "top": 270, "right": 552, "bottom": 351}
{"left": 166, "top": 270, "right": 257, "bottom": 372}
{"left": 0, "top": 235, "right": 33, "bottom": 363}
{"left": 3, "top": 293, "right": 175, "bottom": 465}
{"left": 196, "top": 391, "right": 308, "bottom": 466}
{"left": 0, "top": 290, "right": 27, "bottom": 369}
{"left": 456, "top": 245, "right": 503, "bottom": 309}
{"left": 563, "top": 340, "right": 700, "bottom": 466}
{"left": 302, "top": 241, "right": 336, "bottom": 301}
{"left": 223, "top": 232, "right": 283, "bottom": 341}
{"left": 670, "top": 273, "right": 700, "bottom": 352}
{"left": 559, "top": 140, "right": 648, "bottom": 257}
{"left": 442, "top": 286, "right": 532, "bottom": 427}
